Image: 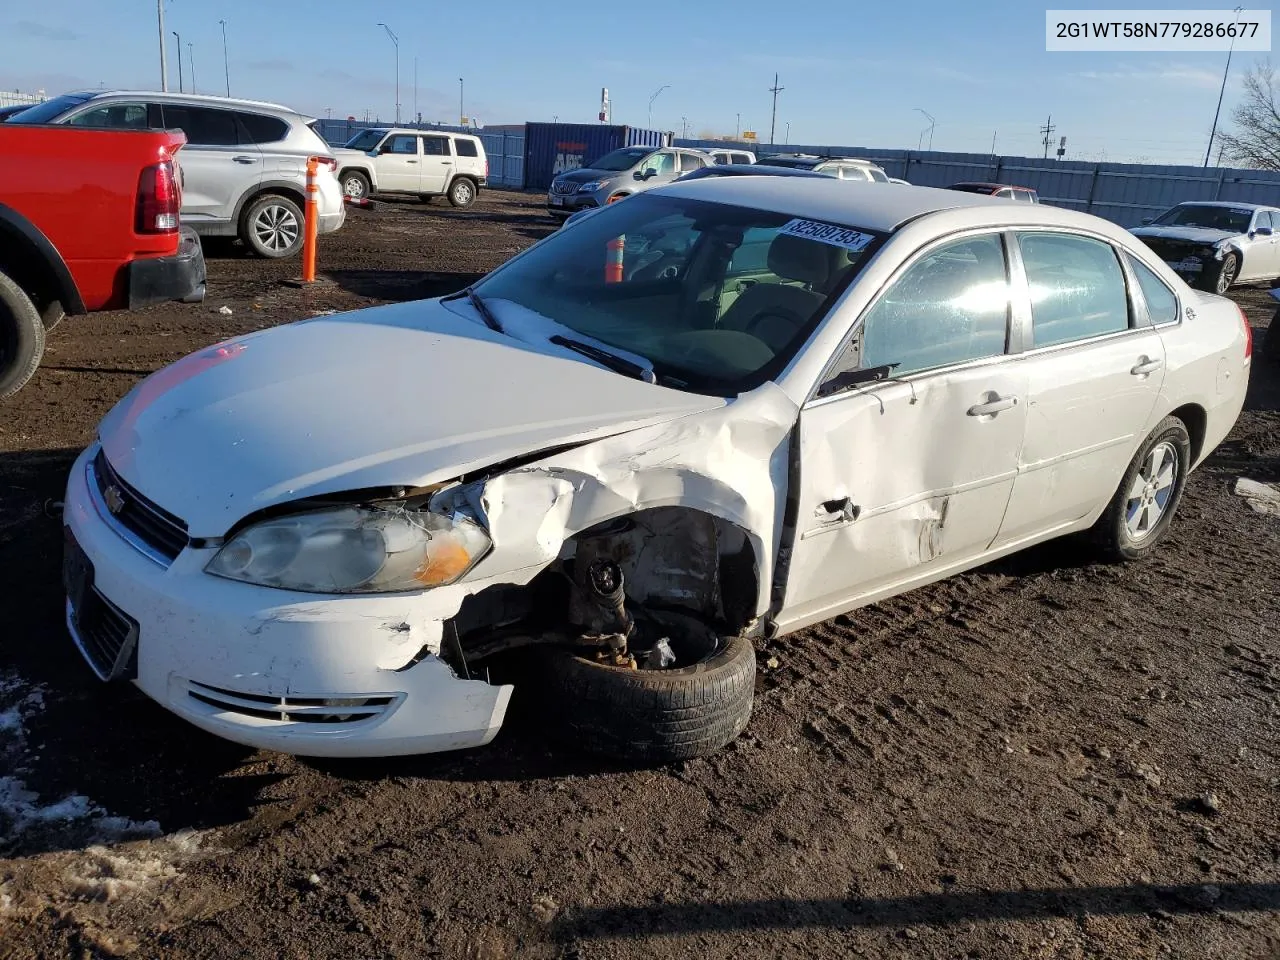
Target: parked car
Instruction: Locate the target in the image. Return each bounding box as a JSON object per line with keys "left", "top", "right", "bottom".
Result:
{"left": 947, "top": 182, "right": 1040, "bottom": 203}
{"left": 0, "top": 105, "right": 32, "bottom": 122}
{"left": 677, "top": 162, "right": 827, "bottom": 183}
{"left": 332, "top": 128, "right": 488, "bottom": 207}
{"left": 547, "top": 146, "right": 713, "bottom": 218}
{"left": 704, "top": 148, "right": 756, "bottom": 166}
{"left": 0, "top": 124, "right": 205, "bottom": 397}
{"left": 1129, "top": 201, "right": 1280, "bottom": 295}
{"left": 61, "top": 178, "right": 1249, "bottom": 764}
{"left": 888, "top": 177, "right": 910, "bottom": 185}
{"left": 12, "top": 91, "right": 343, "bottom": 259}
{"left": 756, "top": 154, "right": 890, "bottom": 182}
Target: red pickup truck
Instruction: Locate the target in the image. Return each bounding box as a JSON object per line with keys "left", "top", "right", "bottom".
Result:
{"left": 0, "top": 124, "right": 206, "bottom": 398}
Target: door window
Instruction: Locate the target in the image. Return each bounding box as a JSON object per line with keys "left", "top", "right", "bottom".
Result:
{"left": 679, "top": 153, "right": 707, "bottom": 172}
{"left": 638, "top": 152, "right": 675, "bottom": 176}
{"left": 1018, "top": 232, "right": 1131, "bottom": 347}
{"left": 1126, "top": 255, "right": 1179, "bottom": 325}
{"left": 384, "top": 134, "right": 418, "bottom": 155}
{"left": 67, "top": 102, "right": 150, "bottom": 128}
{"left": 421, "top": 135, "right": 449, "bottom": 156}
{"left": 867, "top": 167, "right": 889, "bottom": 182}
{"left": 236, "top": 112, "right": 288, "bottom": 144}
{"left": 160, "top": 105, "right": 240, "bottom": 145}
{"left": 855, "top": 233, "right": 1011, "bottom": 377}
{"left": 1256, "top": 210, "right": 1274, "bottom": 232}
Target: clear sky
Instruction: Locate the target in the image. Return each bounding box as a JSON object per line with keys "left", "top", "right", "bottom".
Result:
{"left": 0, "top": 0, "right": 1264, "bottom": 164}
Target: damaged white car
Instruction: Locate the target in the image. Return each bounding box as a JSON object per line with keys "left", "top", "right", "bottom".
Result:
{"left": 1130, "top": 201, "right": 1280, "bottom": 295}
{"left": 62, "top": 179, "right": 1251, "bottom": 762}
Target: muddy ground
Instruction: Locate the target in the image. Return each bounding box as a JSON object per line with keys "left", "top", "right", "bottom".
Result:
{"left": 1, "top": 193, "right": 1278, "bottom": 959}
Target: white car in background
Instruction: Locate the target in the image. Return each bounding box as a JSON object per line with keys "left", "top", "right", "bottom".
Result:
{"left": 1130, "top": 201, "right": 1280, "bottom": 295}
{"left": 61, "top": 179, "right": 1250, "bottom": 764}
{"left": 704, "top": 148, "right": 757, "bottom": 165}
{"left": 333, "top": 128, "right": 488, "bottom": 207}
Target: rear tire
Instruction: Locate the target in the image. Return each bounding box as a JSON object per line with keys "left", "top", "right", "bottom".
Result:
{"left": 447, "top": 177, "right": 476, "bottom": 208}
{"left": 1091, "top": 416, "right": 1191, "bottom": 562}
{"left": 542, "top": 633, "right": 756, "bottom": 764}
{"left": 240, "top": 194, "right": 304, "bottom": 259}
{"left": 0, "top": 269, "right": 46, "bottom": 400}
{"left": 340, "top": 170, "right": 370, "bottom": 200}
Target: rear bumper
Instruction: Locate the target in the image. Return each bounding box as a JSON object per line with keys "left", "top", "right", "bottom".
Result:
{"left": 128, "top": 227, "right": 206, "bottom": 308}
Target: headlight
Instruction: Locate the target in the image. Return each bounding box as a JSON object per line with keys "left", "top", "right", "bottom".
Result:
{"left": 577, "top": 181, "right": 604, "bottom": 193}
{"left": 205, "top": 506, "right": 491, "bottom": 593}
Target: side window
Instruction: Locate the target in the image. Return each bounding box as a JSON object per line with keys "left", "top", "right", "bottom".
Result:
{"left": 735, "top": 153, "right": 753, "bottom": 165}
{"left": 868, "top": 167, "right": 889, "bottom": 183}
{"left": 1019, "top": 233, "right": 1131, "bottom": 347}
{"left": 1013, "top": 190, "right": 1032, "bottom": 203}
{"left": 1126, "top": 255, "right": 1179, "bottom": 325}
{"left": 639, "top": 152, "right": 675, "bottom": 176}
{"left": 384, "top": 134, "right": 418, "bottom": 155}
{"left": 714, "top": 153, "right": 730, "bottom": 165}
{"left": 994, "top": 188, "right": 1013, "bottom": 199}
{"left": 237, "top": 112, "right": 288, "bottom": 144}
{"left": 162, "top": 105, "right": 239, "bottom": 145}
{"left": 454, "top": 138, "right": 478, "bottom": 157}
{"left": 421, "top": 136, "right": 448, "bottom": 156}
{"left": 679, "top": 153, "right": 707, "bottom": 172}
{"left": 68, "top": 102, "right": 150, "bottom": 128}
{"left": 859, "top": 233, "right": 1011, "bottom": 377}
{"left": 1256, "top": 210, "right": 1274, "bottom": 232}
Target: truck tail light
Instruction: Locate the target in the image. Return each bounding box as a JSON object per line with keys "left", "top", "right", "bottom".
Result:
{"left": 137, "top": 160, "right": 180, "bottom": 233}
{"left": 310, "top": 156, "right": 338, "bottom": 172}
{"left": 1240, "top": 304, "right": 1253, "bottom": 359}
{"left": 484, "top": 157, "right": 489, "bottom": 178}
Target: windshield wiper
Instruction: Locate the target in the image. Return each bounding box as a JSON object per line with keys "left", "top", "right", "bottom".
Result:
{"left": 549, "top": 335, "right": 656, "bottom": 384}
{"left": 444, "top": 286, "right": 503, "bottom": 334}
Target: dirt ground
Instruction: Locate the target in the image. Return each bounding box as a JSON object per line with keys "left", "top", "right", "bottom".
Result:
{"left": 1, "top": 192, "right": 1279, "bottom": 960}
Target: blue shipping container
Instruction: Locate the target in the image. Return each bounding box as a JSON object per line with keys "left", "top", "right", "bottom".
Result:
{"left": 523, "top": 123, "right": 670, "bottom": 191}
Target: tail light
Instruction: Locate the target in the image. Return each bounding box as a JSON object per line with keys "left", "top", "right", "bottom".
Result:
{"left": 1239, "top": 304, "right": 1253, "bottom": 359}
{"left": 310, "top": 155, "right": 338, "bottom": 172}
{"left": 136, "top": 160, "right": 180, "bottom": 234}
{"left": 484, "top": 157, "right": 489, "bottom": 178}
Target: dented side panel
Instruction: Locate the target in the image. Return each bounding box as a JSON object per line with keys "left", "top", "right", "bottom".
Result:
{"left": 778, "top": 363, "right": 1029, "bottom": 633}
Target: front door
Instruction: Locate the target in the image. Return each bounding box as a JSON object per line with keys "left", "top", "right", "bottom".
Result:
{"left": 419, "top": 135, "right": 453, "bottom": 195}
{"left": 375, "top": 133, "right": 422, "bottom": 193}
{"left": 993, "top": 231, "right": 1167, "bottom": 546}
{"left": 779, "top": 231, "right": 1028, "bottom": 632}
{"left": 1244, "top": 211, "right": 1280, "bottom": 280}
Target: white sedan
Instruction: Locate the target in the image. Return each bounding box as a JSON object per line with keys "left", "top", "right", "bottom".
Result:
{"left": 62, "top": 178, "right": 1251, "bottom": 762}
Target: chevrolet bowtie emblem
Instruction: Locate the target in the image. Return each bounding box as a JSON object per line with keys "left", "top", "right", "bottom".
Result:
{"left": 103, "top": 484, "right": 126, "bottom": 515}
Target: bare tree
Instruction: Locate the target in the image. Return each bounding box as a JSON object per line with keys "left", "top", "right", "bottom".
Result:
{"left": 1219, "top": 60, "right": 1280, "bottom": 170}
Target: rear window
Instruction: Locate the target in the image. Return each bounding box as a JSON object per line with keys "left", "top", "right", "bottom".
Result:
{"left": 868, "top": 168, "right": 889, "bottom": 182}
{"left": 237, "top": 112, "right": 288, "bottom": 144}
{"left": 454, "top": 138, "right": 478, "bottom": 157}
{"left": 8, "top": 93, "right": 92, "bottom": 123}
{"left": 160, "top": 105, "right": 239, "bottom": 146}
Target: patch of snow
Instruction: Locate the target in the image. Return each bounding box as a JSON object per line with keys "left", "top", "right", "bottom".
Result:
{"left": 1233, "top": 477, "right": 1280, "bottom": 517}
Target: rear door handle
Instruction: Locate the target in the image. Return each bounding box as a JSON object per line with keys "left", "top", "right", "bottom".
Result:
{"left": 967, "top": 394, "right": 1019, "bottom": 417}
{"left": 1130, "top": 356, "right": 1163, "bottom": 376}
{"left": 441, "top": 161, "right": 453, "bottom": 165}
{"left": 232, "top": 155, "right": 258, "bottom": 164}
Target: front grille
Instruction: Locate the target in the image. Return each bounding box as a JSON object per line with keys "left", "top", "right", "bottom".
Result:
{"left": 550, "top": 180, "right": 578, "bottom": 196}
{"left": 92, "top": 449, "right": 189, "bottom": 562}
{"left": 186, "top": 681, "right": 398, "bottom": 725}
{"left": 70, "top": 589, "right": 139, "bottom": 681}
{"left": 1137, "top": 237, "right": 1202, "bottom": 262}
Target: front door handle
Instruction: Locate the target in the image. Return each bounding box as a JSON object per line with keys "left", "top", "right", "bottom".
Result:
{"left": 441, "top": 161, "right": 453, "bottom": 165}
{"left": 232, "top": 155, "right": 258, "bottom": 164}
{"left": 967, "top": 394, "right": 1019, "bottom": 417}
{"left": 1130, "top": 356, "right": 1163, "bottom": 376}
{"left": 815, "top": 497, "right": 859, "bottom": 525}
{"left": 406, "top": 160, "right": 418, "bottom": 164}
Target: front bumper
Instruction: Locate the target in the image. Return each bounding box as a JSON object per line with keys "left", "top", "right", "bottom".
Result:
{"left": 128, "top": 227, "right": 206, "bottom": 308}
{"left": 547, "top": 189, "right": 601, "bottom": 217}
{"left": 62, "top": 446, "right": 512, "bottom": 758}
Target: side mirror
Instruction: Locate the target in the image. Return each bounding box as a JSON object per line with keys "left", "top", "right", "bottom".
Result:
{"left": 1254, "top": 226, "right": 1274, "bottom": 236}
{"left": 1141, "top": 217, "right": 1154, "bottom": 225}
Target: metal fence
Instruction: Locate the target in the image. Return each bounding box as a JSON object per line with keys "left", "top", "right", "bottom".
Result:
{"left": 676, "top": 138, "right": 1280, "bottom": 228}
{"left": 0, "top": 90, "right": 46, "bottom": 109}
{"left": 311, "top": 118, "right": 525, "bottom": 188}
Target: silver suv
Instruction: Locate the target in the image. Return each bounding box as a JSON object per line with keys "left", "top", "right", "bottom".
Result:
{"left": 547, "top": 146, "right": 714, "bottom": 218}
{"left": 15, "top": 91, "right": 345, "bottom": 258}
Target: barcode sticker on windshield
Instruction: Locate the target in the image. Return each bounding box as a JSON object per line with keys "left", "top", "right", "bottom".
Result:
{"left": 779, "top": 219, "right": 875, "bottom": 252}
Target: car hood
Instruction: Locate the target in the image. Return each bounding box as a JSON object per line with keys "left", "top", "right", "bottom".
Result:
{"left": 97, "top": 301, "right": 724, "bottom": 536}
{"left": 1130, "top": 225, "right": 1236, "bottom": 245}
{"left": 331, "top": 147, "right": 373, "bottom": 159}
{"left": 553, "top": 167, "right": 624, "bottom": 185}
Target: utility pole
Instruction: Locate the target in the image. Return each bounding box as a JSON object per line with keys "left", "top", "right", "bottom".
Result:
{"left": 219, "top": 20, "right": 230, "bottom": 97}
{"left": 459, "top": 77, "right": 464, "bottom": 126}
{"left": 1040, "top": 115, "right": 1055, "bottom": 159}
{"left": 768, "top": 73, "right": 784, "bottom": 147}
{"left": 736, "top": 112, "right": 740, "bottom": 139}
{"left": 1205, "top": 5, "right": 1244, "bottom": 166}
{"left": 785, "top": 121, "right": 790, "bottom": 144}
{"left": 157, "top": 0, "right": 168, "bottom": 91}
{"left": 647, "top": 85, "right": 669, "bottom": 128}
{"left": 681, "top": 116, "right": 688, "bottom": 139}
{"left": 173, "top": 31, "right": 183, "bottom": 93}
{"left": 376, "top": 23, "right": 400, "bottom": 124}
{"left": 188, "top": 42, "right": 195, "bottom": 94}
{"left": 413, "top": 57, "right": 418, "bottom": 128}
{"left": 990, "top": 130, "right": 997, "bottom": 157}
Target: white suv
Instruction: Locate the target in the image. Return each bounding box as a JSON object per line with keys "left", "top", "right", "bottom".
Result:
{"left": 333, "top": 129, "right": 488, "bottom": 207}
{"left": 17, "top": 91, "right": 345, "bottom": 259}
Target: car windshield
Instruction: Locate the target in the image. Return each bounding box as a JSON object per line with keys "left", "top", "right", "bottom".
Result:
{"left": 590, "top": 147, "right": 654, "bottom": 171}
{"left": 7, "top": 93, "right": 92, "bottom": 123}
{"left": 344, "top": 129, "right": 387, "bottom": 150}
{"left": 473, "top": 194, "right": 882, "bottom": 395}
{"left": 948, "top": 184, "right": 997, "bottom": 194}
{"left": 1154, "top": 205, "right": 1253, "bottom": 232}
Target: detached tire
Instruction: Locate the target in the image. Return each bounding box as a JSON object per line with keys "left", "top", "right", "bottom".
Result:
{"left": 447, "top": 177, "right": 476, "bottom": 208}
{"left": 1091, "top": 416, "right": 1191, "bottom": 562}
{"left": 545, "top": 634, "right": 756, "bottom": 763}
{"left": 0, "top": 268, "right": 46, "bottom": 400}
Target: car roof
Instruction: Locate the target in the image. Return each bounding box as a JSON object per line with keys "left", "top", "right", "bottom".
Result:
{"left": 375, "top": 127, "right": 479, "bottom": 137}
{"left": 74, "top": 90, "right": 299, "bottom": 114}
{"left": 951, "top": 182, "right": 1035, "bottom": 191}
{"left": 1173, "top": 200, "right": 1271, "bottom": 210}
{"left": 683, "top": 163, "right": 827, "bottom": 179}
{"left": 658, "top": 176, "right": 1125, "bottom": 235}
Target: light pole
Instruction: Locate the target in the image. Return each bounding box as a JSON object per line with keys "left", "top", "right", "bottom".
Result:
{"left": 413, "top": 56, "right": 418, "bottom": 125}
{"left": 376, "top": 23, "right": 400, "bottom": 124}
{"left": 156, "top": 0, "right": 168, "bottom": 91}
{"left": 647, "top": 85, "right": 669, "bottom": 128}
{"left": 736, "top": 112, "right": 740, "bottom": 139}
{"left": 219, "top": 19, "right": 230, "bottom": 97}
{"left": 1205, "top": 5, "right": 1244, "bottom": 166}
{"left": 173, "top": 31, "right": 183, "bottom": 93}
{"left": 681, "top": 116, "right": 688, "bottom": 139}
{"left": 915, "top": 108, "right": 936, "bottom": 150}
{"left": 785, "top": 121, "right": 790, "bottom": 144}
{"left": 459, "top": 78, "right": 464, "bottom": 126}
{"left": 768, "top": 73, "right": 784, "bottom": 147}
{"left": 188, "top": 42, "right": 195, "bottom": 94}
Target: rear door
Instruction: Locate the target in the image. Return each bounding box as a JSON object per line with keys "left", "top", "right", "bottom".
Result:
{"left": 237, "top": 110, "right": 295, "bottom": 181}
{"left": 156, "top": 103, "right": 257, "bottom": 224}
{"left": 993, "top": 230, "right": 1167, "bottom": 546}
{"left": 419, "top": 135, "right": 453, "bottom": 194}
